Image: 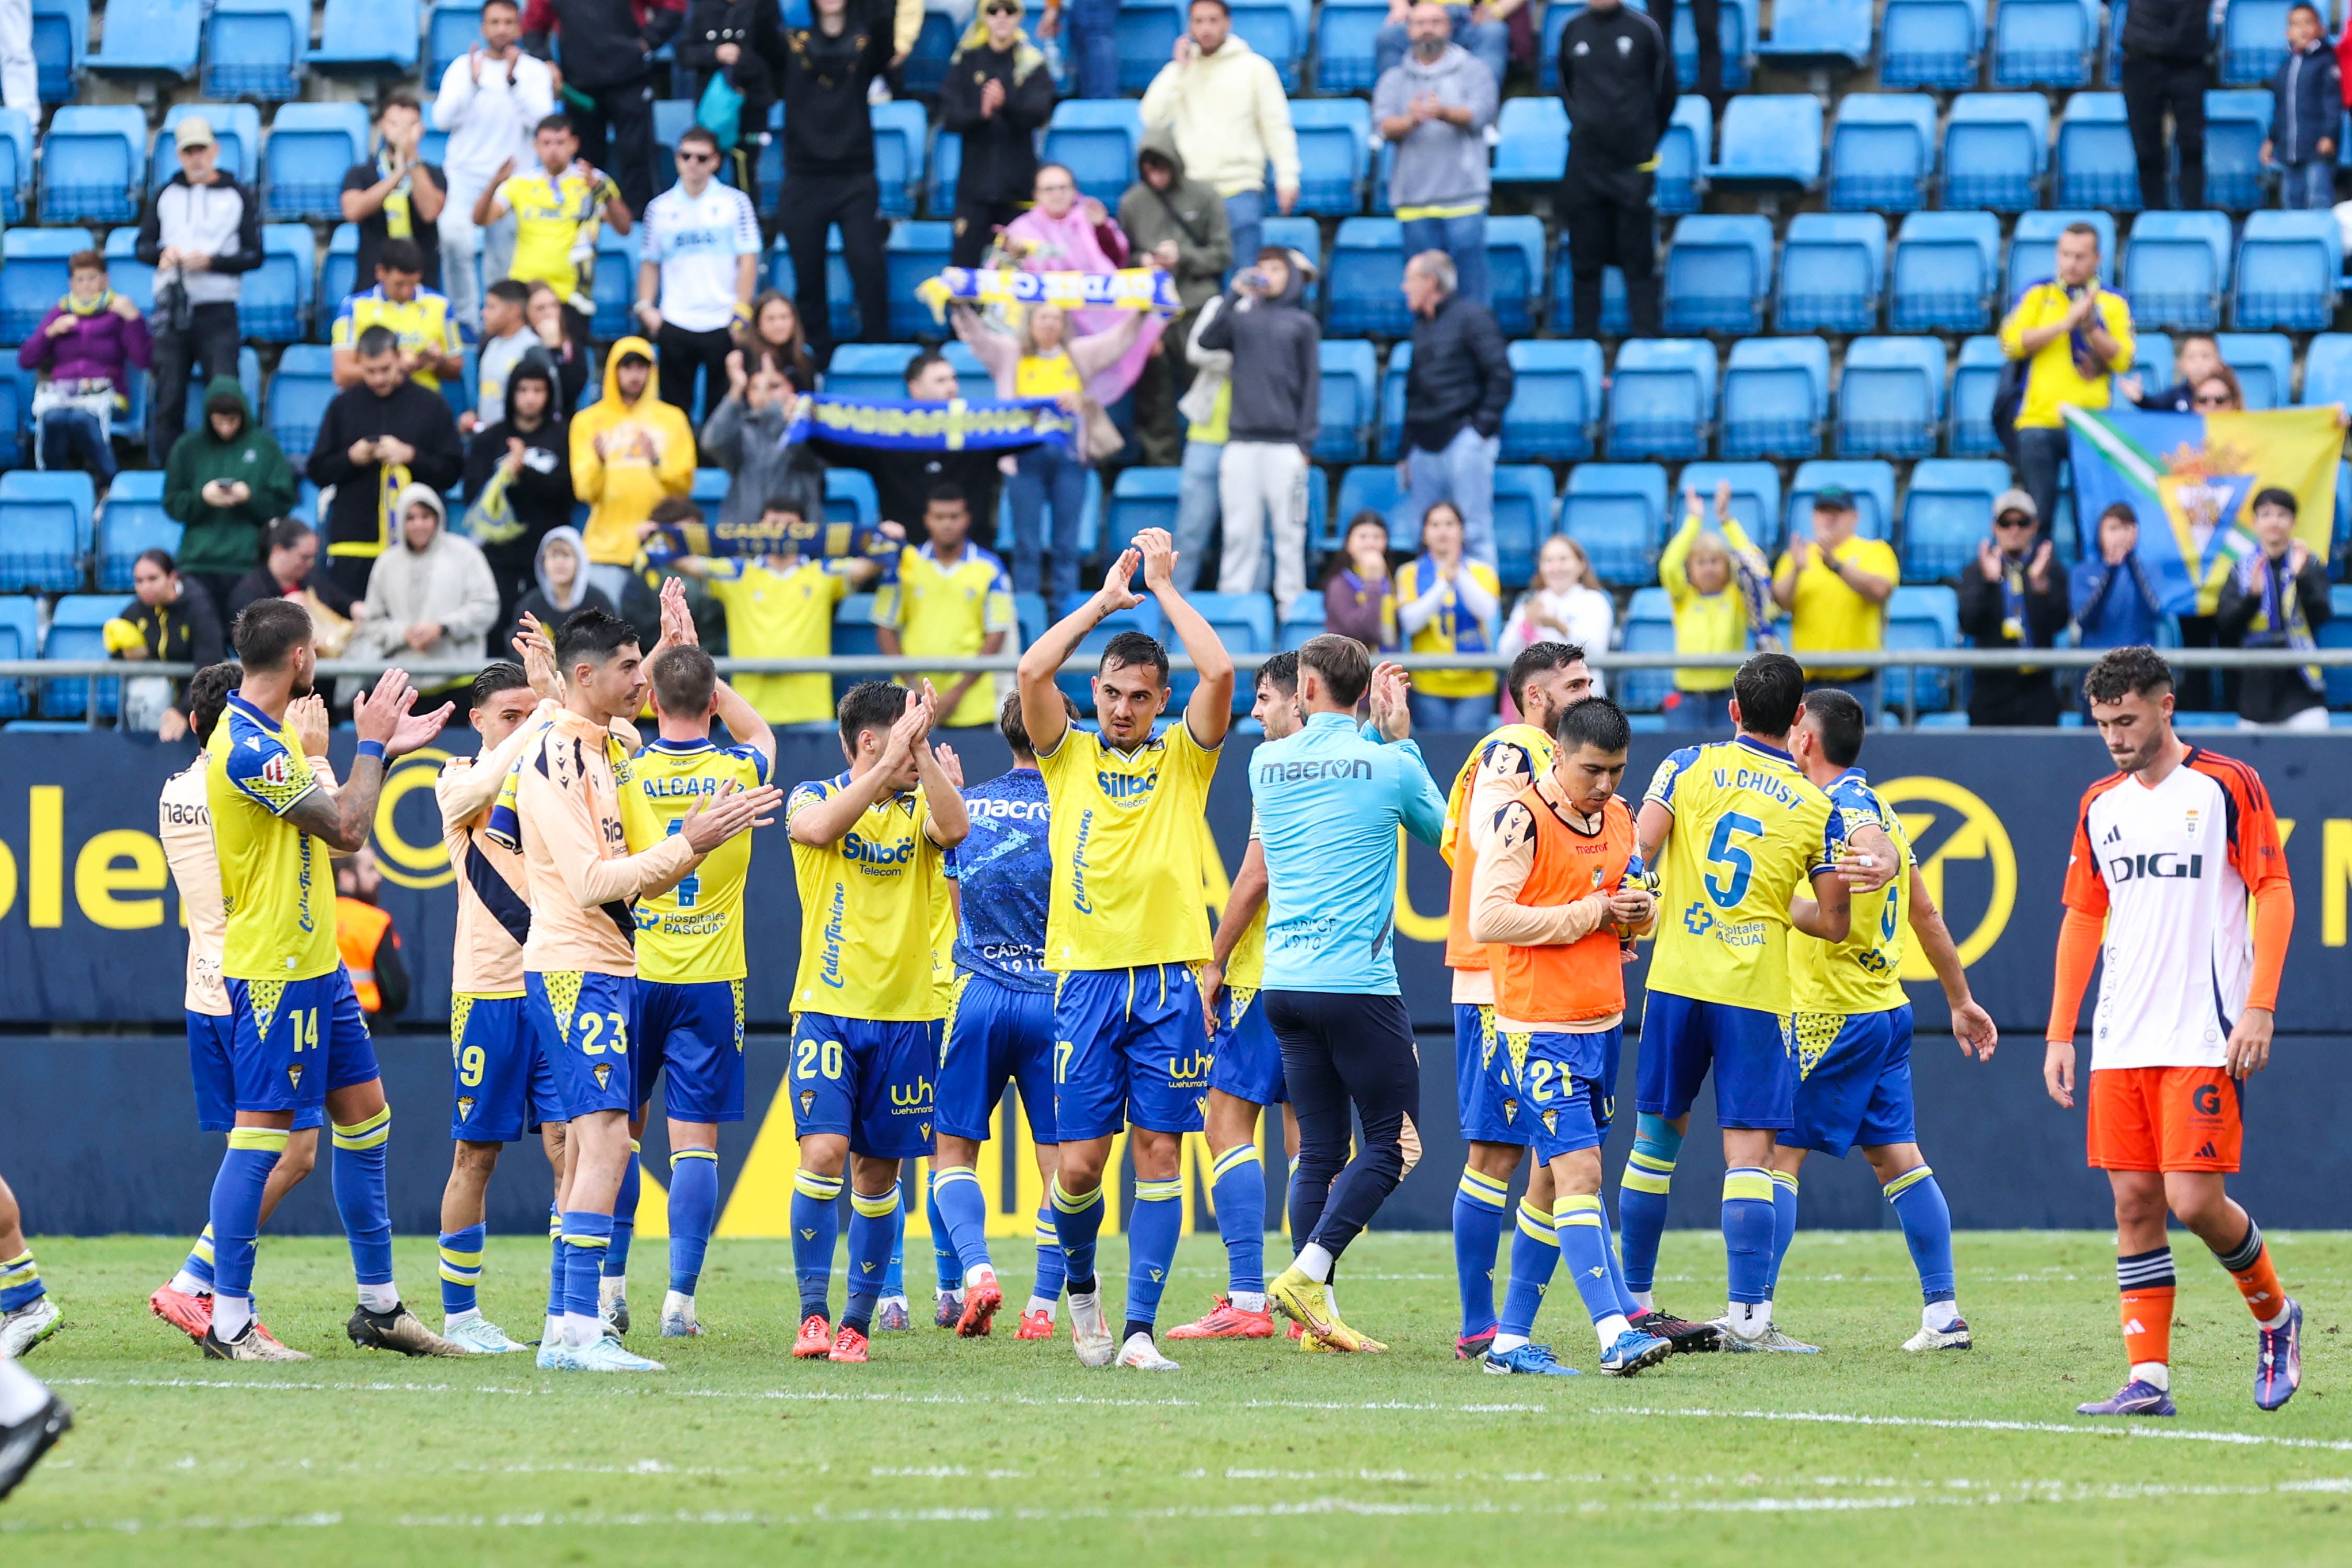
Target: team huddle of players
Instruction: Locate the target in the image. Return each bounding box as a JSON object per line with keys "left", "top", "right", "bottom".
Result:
{"left": 0, "top": 536, "right": 2303, "bottom": 1411}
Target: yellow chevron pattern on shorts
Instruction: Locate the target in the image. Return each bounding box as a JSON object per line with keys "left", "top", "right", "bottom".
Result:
{"left": 1789, "top": 1012, "right": 1846, "bottom": 1080}
{"left": 449, "top": 994, "right": 475, "bottom": 1051}
{"left": 542, "top": 971, "right": 585, "bottom": 1038}
{"left": 246, "top": 979, "right": 287, "bottom": 1041}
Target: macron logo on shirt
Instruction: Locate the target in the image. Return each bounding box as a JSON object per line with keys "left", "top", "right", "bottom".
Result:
{"left": 1257, "top": 757, "right": 1374, "bottom": 785}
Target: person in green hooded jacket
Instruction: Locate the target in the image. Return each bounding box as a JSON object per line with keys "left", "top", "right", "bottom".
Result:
{"left": 164, "top": 375, "right": 299, "bottom": 612}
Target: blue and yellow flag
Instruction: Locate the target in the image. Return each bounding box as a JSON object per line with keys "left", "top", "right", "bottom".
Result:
{"left": 2063, "top": 404, "right": 2340, "bottom": 616}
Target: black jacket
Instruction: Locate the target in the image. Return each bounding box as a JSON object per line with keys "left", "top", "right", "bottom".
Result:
{"left": 1197, "top": 271, "right": 1320, "bottom": 448}
{"left": 2119, "top": 0, "right": 2207, "bottom": 63}
{"left": 225, "top": 562, "right": 356, "bottom": 622}
{"left": 119, "top": 582, "right": 226, "bottom": 718}
{"left": 2132, "top": 377, "right": 2200, "bottom": 413}
{"left": 1957, "top": 551, "right": 2071, "bottom": 725}
{"left": 464, "top": 361, "right": 575, "bottom": 586}
{"left": 305, "top": 379, "right": 465, "bottom": 560}
{"left": 677, "top": 0, "right": 786, "bottom": 136}
{"left": 940, "top": 38, "right": 1056, "bottom": 207}
{"left": 775, "top": 0, "right": 894, "bottom": 177}
{"left": 522, "top": 0, "right": 683, "bottom": 88}
{"left": 2272, "top": 42, "right": 2341, "bottom": 165}
{"left": 1403, "top": 291, "right": 1513, "bottom": 454}
{"left": 1558, "top": 3, "right": 1676, "bottom": 168}
{"left": 2218, "top": 547, "right": 2335, "bottom": 724}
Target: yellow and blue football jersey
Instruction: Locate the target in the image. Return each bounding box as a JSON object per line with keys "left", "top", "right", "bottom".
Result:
{"left": 330, "top": 284, "right": 462, "bottom": 391}
{"left": 620, "top": 736, "right": 772, "bottom": 985}
{"left": 1789, "top": 766, "right": 1912, "bottom": 1018}
{"left": 1033, "top": 721, "right": 1219, "bottom": 972}
{"left": 787, "top": 771, "right": 946, "bottom": 1021}
{"left": 206, "top": 691, "right": 338, "bottom": 982}
{"left": 871, "top": 543, "right": 1017, "bottom": 729}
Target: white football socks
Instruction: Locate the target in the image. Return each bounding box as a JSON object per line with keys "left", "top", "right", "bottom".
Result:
{"left": 1595, "top": 1312, "right": 1632, "bottom": 1349}
{"left": 357, "top": 1282, "right": 399, "bottom": 1315}
{"left": 564, "top": 1310, "right": 600, "bottom": 1348}
{"left": 1231, "top": 1290, "right": 1267, "bottom": 1313}
{"left": 1491, "top": 1332, "right": 1529, "bottom": 1355}
{"left": 1631, "top": 1290, "right": 1656, "bottom": 1315}
{"left": 1296, "top": 1243, "right": 1335, "bottom": 1284}
{"left": 168, "top": 1270, "right": 209, "bottom": 1297}
{"left": 963, "top": 1265, "right": 997, "bottom": 1290}
{"left": 1024, "top": 1296, "right": 1058, "bottom": 1321}
{"left": 1924, "top": 1299, "right": 1963, "bottom": 1332}
{"left": 2131, "top": 1360, "right": 2171, "bottom": 1391}
{"left": 214, "top": 1294, "right": 254, "bottom": 1342}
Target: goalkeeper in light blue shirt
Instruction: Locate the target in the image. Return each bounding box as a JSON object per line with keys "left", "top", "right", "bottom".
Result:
{"left": 1249, "top": 635, "right": 1447, "bottom": 1353}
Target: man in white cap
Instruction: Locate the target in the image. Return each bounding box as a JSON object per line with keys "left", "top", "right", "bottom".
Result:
{"left": 1956, "top": 488, "right": 2069, "bottom": 726}
{"left": 135, "top": 116, "right": 263, "bottom": 455}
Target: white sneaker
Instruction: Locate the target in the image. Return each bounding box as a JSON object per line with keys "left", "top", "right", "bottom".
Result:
{"left": 660, "top": 1290, "right": 702, "bottom": 1339}
{"left": 1706, "top": 1315, "right": 1768, "bottom": 1353}
{"left": 1751, "top": 1324, "right": 1820, "bottom": 1354}
{"left": 598, "top": 1278, "right": 629, "bottom": 1336}
{"left": 0, "top": 1298, "right": 61, "bottom": 1359}
{"left": 569, "top": 1334, "right": 665, "bottom": 1373}
{"left": 442, "top": 1313, "right": 529, "bottom": 1354}
{"left": 535, "top": 1338, "right": 587, "bottom": 1370}
{"left": 1903, "top": 1317, "right": 1973, "bottom": 1352}
{"left": 1068, "top": 1290, "right": 1116, "bottom": 1368}
{"left": 1114, "top": 1331, "right": 1181, "bottom": 1371}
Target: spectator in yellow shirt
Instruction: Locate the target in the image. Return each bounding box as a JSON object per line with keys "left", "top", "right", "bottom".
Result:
{"left": 1998, "top": 221, "right": 2132, "bottom": 543}
{"left": 872, "top": 485, "right": 1018, "bottom": 729}
{"left": 1770, "top": 486, "right": 1898, "bottom": 707}
{"left": 1659, "top": 479, "right": 1769, "bottom": 731}
{"left": 1394, "top": 499, "right": 1498, "bottom": 730}
{"left": 667, "top": 497, "right": 885, "bottom": 728}
{"left": 570, "top": 335, "right": 696, "bottom": 602}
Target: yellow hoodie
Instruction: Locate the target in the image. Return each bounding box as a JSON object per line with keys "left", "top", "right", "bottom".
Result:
{"left": 1138, "top": 35, "right": 1301, "bottom": 199}
{"left": 570, "top": 335, "right": 696, "bottom": 567}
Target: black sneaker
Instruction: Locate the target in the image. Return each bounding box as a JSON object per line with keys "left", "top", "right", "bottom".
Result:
{"left": 0, "top": 1369, "right": 71, "bottom": 1502}
{"left": 1631, "top": 1309, "right": 1722, "bottom": 1353}
{"left": 348, "top": 1302, "right": 464, "bottom": 1358}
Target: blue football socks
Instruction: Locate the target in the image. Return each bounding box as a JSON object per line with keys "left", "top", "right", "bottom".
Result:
{"left": 1885, "top": 1165, "right": 1958, "bottom": 1307}
{"left": 605, "top": 1139, "right": 640, "bottom": 1281}
{"left": 1031, "top": 1201, "right": 1066, "bottom": 1305}
{"left": 206, "top": 1126, "right": 284, "bottom": 1339}
{"left": 329, "top": 1109, "right": 395, "bottom": 1308}
{"left": 1124, "top": 1176, "right": 1184, "bottom": 1335}
{"left": 666, "top": 1148, "right": 719, "bottom": 1298}
{"left": 179, "top": 1225, "right": 218, "bottom": 1293}
{"left": 1452, "top": 1165, "right": 1510, "bottom": 1336}
{"left": 439, "top": 1223, "right": 486, "bottom": 1318}
{"left": 1597, "top": 1197, "right": 1642, "bottom": 1319}
{"left": 1618, "top": 1114, "right": 1682, "bottom": 1301}
{"left": 1767, "top": 1168, "right": 1801, "bottom": 1302}
{"left": 1210, "top": 1143, "right": 1269, "bottom": 1300}
{"left": 930, "top": 1165, "right": 993, "bottom": 1281}
{"left": 790, "top": 1169, "right": 844, "bottom": 1321}
{"left": 1051, "top": 1177, "right": 1105, "bottom": 1294}
{"left": 1722, "top": 1167, "right": 1776, "bottom": 1309}
{"left": 880, "top": 1195, "right": 905, "bottom": 1299}
{"left": 1555, "top": 1193, "right": 1632, "bottom": 1344}
{"left": 544, "top": 1204, "right": 563, "bottom": 1321}
{"left": 844, "top": 1182, "right": 901, "bottom": 1333}
{"left": 1495, "top": 1198, "right": 1560, "bottom": 1346}
{"left": 0, "top": 1249, "right": 44, "bottom": 1313}
{"left": 559, "top": 1209, "right": 613, "bottom": 1334}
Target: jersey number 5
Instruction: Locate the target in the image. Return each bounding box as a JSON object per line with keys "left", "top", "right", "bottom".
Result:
{"left": 1703, "top": 813, "right": 1764, "bottom": 909}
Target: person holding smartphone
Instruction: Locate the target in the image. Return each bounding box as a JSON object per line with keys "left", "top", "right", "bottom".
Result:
{"left": 1997, "top": 222, "right": 2134, "bottom": 540}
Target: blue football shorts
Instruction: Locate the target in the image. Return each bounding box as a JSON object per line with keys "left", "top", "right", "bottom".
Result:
{"left": 1208, "top": 984, "right": 1287, "bottom": 1107}
{"left": 636, "top": 978, "right": 747, "bottom": 1124}
{"left": 1636, "top": 991, "right": 1795, "bottom": 1131}
{"left": 1454, "top": 1001, "right": 1531, "bottom": 1145}
{"left": 526, "top": 970, "right": 641, "bottom": 1121}
{"left": 188, "top": 1009, "right": 323, "bottom": 1133}
{"left": 936, "top": 972, "right": 1058, "bottom": 1144}
{"left": 1052, "top": 964, "right": 1210, "bottom": 1142}
{"left": 223, "top": 966, "right": 377, "bottom": 1116}
{"left": 790, "top": 1010, "right": 938, "bottom": 1158}
{"left": 1785, "top": 1004, "right": 1917, "bottom": 1159}
{"left": 1517, "top": 1024, "right": 1620, "bottom": 1164}
{"left": 449, "top": 993, "right": 558, "bottom": 1143}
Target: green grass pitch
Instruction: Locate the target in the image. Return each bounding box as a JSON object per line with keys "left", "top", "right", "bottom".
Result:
{"left": 5, "top": 1230, "right": 2349, "bottom": 1564}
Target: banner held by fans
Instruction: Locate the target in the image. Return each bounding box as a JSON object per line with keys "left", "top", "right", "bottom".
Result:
{"left": 915, "top": 266, "right": 1182, "bottom": 324}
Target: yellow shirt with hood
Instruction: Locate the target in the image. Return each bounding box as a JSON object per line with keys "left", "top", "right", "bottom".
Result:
{"left": 569, "top": 335, "right": 697, "bottom": 567}
{"left": 1138, "top": 35, "right": 1301, "bottom": 198}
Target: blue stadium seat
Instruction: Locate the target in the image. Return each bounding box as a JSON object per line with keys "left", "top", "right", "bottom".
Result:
{"left": 871, "top": 100, "right": 928, "bottom": 220}
{"left": 1609, "top": 340, "right": 1717, "bottom": 462}
{"left": 319, "top": 224, "right": 360, "bottom": 336}
{"left": 1336, "top": 463, "right": 1404, "bottom": 544}
{"left": 0, "top": 109, "right": 28, "bottom": 224}
{"left": 1790, "top": 459, "right": 1896, "bottom": 541}
{"left": 688, "top": 467, "right": 729, "bottom": 511}
{"left": 1232, "top": 2, "right": 1302, "bottom": 90}
{"left": 1663, "top": 214, "right": 1773, "bottom": 334}
{"left": 310, "top": 0, "right": 421, "bottom": 74}
{"left": 1678, "top": 459, "right": 1785, "bottom": 552}
{"left": 1943, "top": 93, "right": 2048, "bottom": 211}
{"left": 1721, "top": 337, "right": 1828, "bottom": 460}
{"left": 100, "top": 225, "right": 153, "bottom": 317}
{"left": 1992, "top": 0, "right": 2095, "bottom": 87}
{"left": 1878, "top": 0, "right": 1981, "bottom": 88}
{"left": 1484, "top": 216, "right": 1546, "bottom": 337}
{"left": 1615, "top": 586, "right": 1676, "bottom": 711}
{"left": 827, "top": 467, "right": 882, "bottom": 529}
{"left": 1901, "top": 457, "right": 2011, "bottom": 581}
{"left": 2124, "top": 211, "right": 2233, "bottom": 330}
{"left": 884, "top": 222, "right": 953, "bottom": 340}
{"left": 1707, "top": 95, "right": 1823, "bottom": 190}
{"left": 2006, "top": 210, "right": 2117, "bottom": 299}
{"left": 39, "top": 106, "right": 144, "bottom": 225}
{"left": 2220, "top": 0, "right": 2289, "bottom": 86}
{"left": 2302, "top": 333, "right": 2352, "bottom": 408}
{"left": 31, "top": 0, "right": 86, "bottom": 103}
{"left": 1106, "top": 466, "right": 1182, "bottom": 548}
{"left": 2325, "top": 585, "right": 2352, "bottom": 707}
{"left": 1, "top": 229, "right": 96, "bottom": 344}
{"left": 264, "top": 344, "right": 338, "bottom": 464}
{"left": 2055, "top": 91, "right": 2139, "bottom": 211}
{"left": 1828, "top": 93, "right": 1936, "bottom": 212}
{"left": 1838, "top": 337, "right": 1946, "bottom": 459}
{"left": 2234, "top": 211, "right": 2340, "bottom": 332}
{"left": 927, "top": 129, "right": 961, "bottom": 219}
{"left": 239, "top": 224, "right": 314, "bottom": 344}
{"left": 1560, "top": 463, "right": 1669, "bottom": 586}
{"left": 96, "top": 472, "right": 179, "bottom": 592}
{"left": 1041, "top": 100, "right": 1144, "bottom": 209}
{"left": 900, "top": 7, "right": 960, "bottom": 95}
{"left": 87, "top": 0, "right": 200, "bottom": 74}
{"left": 0, "top": 370, "right": 25, "bottom": 465}
{"left": 648, "top": 98, "right": 695, "bottom": 199}
{"left": 1115, "top": 1, "right": 1184, "bottom": 91}
{"left": 206, "top": 0, "right": 307, "bottom": 100}
{"left": 2217, "top": 332, "right": 2293, "bottom": 410}
{"left": 1186, "top": 593, "right": 1277, "bottom": 710}
{"left": 427, "top": 3, "right": 482, "bottom": 81}
{"left": 1755, "top": 0, "right": 1873, "bottom": 65}
{"left": 0, "top": 596, "right": 33, "bottom": 717}
{"left": 41, "top": 593, "right": 122, "bottom": 720}
{"left": 768, "top": 228, "right": 857, "bottom": 342}
{"left": 1656, "top": 96, "right": 1711, "bottom": 216}
{"left": 1310, "top": 338, "right": 1377, "bottom": 464}
{"left": 151, "top": 104, "right": 261, "bottom": 194}
{"left": 1499, "top": 339, "right": 1603, "bottom": 462}
{"left": 1778, "top": 213, "right": 1885, "bottom": 334}
{"left": 2205, "top": 89, "right": 2273, "bottom": 211}
{"left": 174, "top": 348, "right": 263, "bottom": 439}
{"left": 1290, "top": 98, "right": 1371, "bottom": 214}
{"left": 1885, "top": 585, "right": 1961, "bottom": 711}
{"left": 265, "top": 103, "right": 371, "bottom": 222}
{"left": 0, "top": 471, "right": 94, "bottom": 592}
{"left": 1890, "top": 211, "right": 2000, "bottom": 332}
{"left": 1313, "top": 0, "right": 1387, "bottom": 93}
{"left": 594, "top": 227, "right": 642, "bottom": 341}
{"left": 1327, "top": 218, "right": 1409, "bottom": 337}
{"left": 1492, "top": 466, "right": 1555, "bottom": 588}
{"left": 1674, "top": 0, "right": 1754, "bottom": 87}
{"left": 1493, "top": 97, "right": 1568, "bottom": 186}
{"left": 1278, "top": 593, "right": 1327, "bottom": 651}
{"left": 1376, "top": 341, "right": 1411, "bottom": 460}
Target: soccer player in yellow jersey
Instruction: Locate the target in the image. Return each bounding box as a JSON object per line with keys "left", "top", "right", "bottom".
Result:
{"left": 619, "top": 641, "right": 776, "bottom": 1340}
{"left": 1014, "top": 526, "right": 1235, "bottom": 1372}
{"left": 785, "top": 680, "right": 971, "bottom": 1364}
{"left": 199, "top": 599, "right": 457, "bottom": 1362}
{"left": 329, "top": 239, "right": 464, "bottom": 392}
{"left": 1626, "top": 651, "right": 1887, "bottom": 1351}
{"left": 873, "top": 486, "right": 1017, "bottom": 730}
{"left": 1770, "top": 689, "right": 1997, "bottom": 1352}
{"left": 473, "top": 114, "right": 632, "bottom": 337}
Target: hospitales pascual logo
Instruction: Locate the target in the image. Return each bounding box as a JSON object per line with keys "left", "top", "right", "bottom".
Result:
{"left": 1877, "top": 776, "right": 2016, "bottom": 976}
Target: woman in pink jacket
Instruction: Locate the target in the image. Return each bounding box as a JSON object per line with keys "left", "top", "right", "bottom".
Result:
{"left": 999, "top": 162, "right": 1166, "bottom": 404}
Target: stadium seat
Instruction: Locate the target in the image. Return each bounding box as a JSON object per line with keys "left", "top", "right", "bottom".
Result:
{"left": 2005, "top": 210, "right": 2117, "bottom": 299}
{"left": 1616, "top": 586, "right": 1677, "bottom": 711}
{"left": 0, "top": 596, "right": 33, "bottom": 718}
{"left": 827, "top": 467, "right": 883, "bottom": 531}
{"left": 884, "top": 222, "right": 952, "bottom": 340}
{"left": 1041, "top": 101, "right": 1144, "bottom": 210}
{"left": 0, "top": 108, "right": 27, "bottom": 224}
{"left": 1492, "top": 97, "right": 1568, "bottom": 187}
{"left": 264, "top": 344, "right": 338, "bottom": 464}
{"left": 31, "top": 0, "right": 86, "bottom": 103}
{"left": 2324, "top": 585, "right": 2352, "bottom": 707}
{"left": 648, "top": 98, "right": 694, "bottom": 200}
{"left": 768, "top": 228, "right": 856, "bottom": 343}
{"left": 2220, "top": 0, "right": 2289, "bottom": 86}
{"left": 1184, "top": 594, "right": 1278, "bottom": 711}
{"left": 1720, "top": 336, "right": 1829, "bottom": 460}
{"left": 236, "top": 224, "right": 315, "bottom": 344}
{"left": 1674, "top": 0, "right": 1754, "bottom": 87}
{"left": 150, "top": 104, "right": 261, "bottom": 194}
{"left": 1313, "top": 0, "right": 1387, "bottom": 93}
{"left": 1992, "top": 0, "right": 2096, "bottom": 87}
{"left": 1838, "top": 337, "right": 1946, "bottom": 459}
{"left": 98, "top": 225, "right": 153, "bottom": 318}
{"left": 39, "top": 106, "right": 144, "bottom": 225}
{"left": 2205, "top": 90, "right": 2273, "bottom": 211}
{"left": 1707, "top": 95, "right": 1822, "bottom": 190}
{"left": 1885, "top": 584, "right": 1961, "bottom": 712}
{"left": 1663, "top": 215, "right": 1773, "bottom": 335}
{"left": 318, "top": 224, "right": 361, "bottom": 335}
{"left": 927, "top": 129, "right": 961, "bottom": 220}
{"left": 1827, "top": 94, "right": 1937, "bottom": 213}
{"left": 2217, "top": 332, "right": 2293, "bottom": 411}
{"left": 594, "top": 227, "right": 643, "bottom": 341}
{"left": 1901, "top": 457, "right": 2012, "bottom": 581}
{"left": 1608, "top": 340, "right": 1717, "bottom": 463}
{"left": 1, "top": 229, "right": 96, "bottom": 344}
{"left": 173, "top": 348, "right": 263, "bottom": 439}
{"left": 0, "top": 472, "right": 95, "bottom": 594}
{"left": 1949, "top": 335, "right": 2008, "bottom": 456}
{"left": 426, "top": 2, "right": 482, "bottom": 80}
{"left": 1878, "top": 0, "right": 1981, "bottom": 89}
{"left": 1943, "top": 93, "right": 2049, "bottom": 211}
{"left": 1309, "top": 338, "right": 1376, "bottom": 465}
{"left": 1290, "top": 98, "right": 1372, "bottom": 214}
{"left": 1376, "top": 341, "right": 1411, "bottom": 461}
{"left": 1790, "top": 459, "right": 1896, "bottom": 541}
{"left": 1678, "top": 459, "right": 1785, "bottom": 552}
{"left": 2302, "top": 332, "right": 2352, "bottom": 408}
{"left": 2055, "top": 92, "right": 2140, "bottom": 211}
{"left": 2234, "top": 211, "right": 2341, "bottom": 332}
{"left": 87, "top": 0, "right": 200, "bottom": 75}
{"left": 1115, "top": 1, "right": 1185, "bottom": 92}
{"left": 899, "top": 6, "right": 960, "bottom": 95}
{"left": 871, "top": 100, "right": 928, "bottom": 220}
{"left": 688, "top": 467, "right": 729, "bottom": 512}
{"left": 1755, "top": 0, "right": 1872, "bottom": 65}
{"left": 1492, "top": 466, "right": 1555, "bottom": 587}
{"left": 1889, "top": 211, "right": 2000, "bottom": 333}
{"left": 2124, "top": 211, "right": 2233, "bottom": 330}
{"left": 1336, "top": 463, "right": 1404, "bottom": 547}
{"left": 1232, "top": 2, "right": 1302, "bottom": 90}
{"left": 264, "top": 103, "right": 371, "bottom": 223}
{"left": 310, "top": 0, "right": 421, "bottom": 74}
{"left": 96, "top": 472, "right": 179, "bottom": 592}
{"left": 1106, "top": 466, "right": 1183, "bottom": 548}
{"left": 1656, "top": 96, "right": 1711, "bottom": 216}
{"left": 1559, "top": 463, "right": 1669, "bottom": 586}
{"left": 40, "top": 592, "right": 122, "bottom": 720}
{"left": 1327, "top": 218, "right": 1409, "bottom": 337}
{"left": 1499, "top": 339, "right": 1604, "bottom": 462}
{"left": 1278, "top": 593, "right": 1327, "bottom": 651}
{"left": 1484, "top": 216, "right": 1546, "bottom": 337}
{"left": 1778, "top": 213, "right": 1885, "bottom": 334}
{"left": 206, "top": 0, "right": 307, "bottom": 100}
